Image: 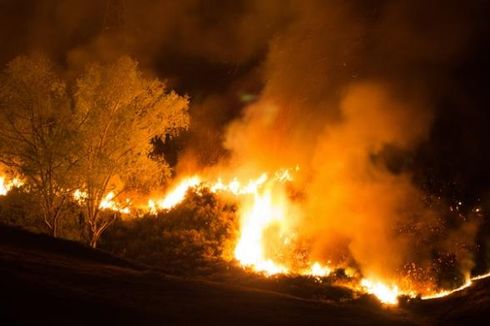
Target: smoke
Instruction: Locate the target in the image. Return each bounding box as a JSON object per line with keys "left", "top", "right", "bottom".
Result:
{"left": 222, "top": 0, "right": 483, "bottom": 287}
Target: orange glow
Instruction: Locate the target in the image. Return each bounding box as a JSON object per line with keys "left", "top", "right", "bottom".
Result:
{"left": 5, "top": 169, "right": 490, "bottom": 304}
{"left": 306, "top": 262, "right": 332, "bottom": 277}
{"left": 150, "top": 176, "right": 201, "bottom": 210}
{"left": 421, "top": 272, "right": 490, "bottom": 300}
{"left": 0, "top": 175, "right": 23, "bottom": 196}
{"left": 145, "top": 169, "right": 298, "bottom": 276}
{"left": 67, "top": 172, "right": 490, "bottom": 305}
{"left": 73, "top": 189, "right": 131, "bottom": 214}
{"left": 233, "top": 182, "right": 288, "bottom": 274}
{"left": 99, "top": 192, "right": 131, "bottom": 214}
{"left": 360, "top": 279, "right": 401, "bottom": 305}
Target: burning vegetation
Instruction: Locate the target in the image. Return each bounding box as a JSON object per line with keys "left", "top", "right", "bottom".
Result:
{"left": 1, "top": 160, "right": 488, "bottom": 305}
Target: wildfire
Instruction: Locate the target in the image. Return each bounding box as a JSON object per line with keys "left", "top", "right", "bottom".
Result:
{"left": 5, "top": 169, "right": 490, "bottom": 306}
{"left": 145, "top": 171, "right": 490, "bottom": 306}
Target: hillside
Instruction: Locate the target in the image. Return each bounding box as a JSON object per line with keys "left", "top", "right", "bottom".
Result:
{"left": 0, "top": 225, "right": 488, "bottom": 325}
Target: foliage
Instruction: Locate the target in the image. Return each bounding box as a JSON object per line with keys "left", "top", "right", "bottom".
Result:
{"left": 0, "top": 186, "right": 90, "bottom": 241}
{"left": 101, "top": 189, "right": 238, "bottom": 270}
{"left": 74, "top": 56, "right": 190, "bottom": 247}
{"left": 0, "top": 55, "right": 78, "bottom": 237}
{"left": 0, "top": 187, "right": 44, "bottom": 233}
{"left": 0, "top": 55, "right": 189, "bottom": 245}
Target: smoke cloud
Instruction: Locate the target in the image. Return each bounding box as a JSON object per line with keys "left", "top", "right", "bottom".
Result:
{"left": 222, "top": 0, "right": 484, "bottom": 288}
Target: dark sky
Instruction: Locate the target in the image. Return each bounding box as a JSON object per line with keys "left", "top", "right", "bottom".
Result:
{"left": 0, "top": 0, "right": 489, "bottom": 205}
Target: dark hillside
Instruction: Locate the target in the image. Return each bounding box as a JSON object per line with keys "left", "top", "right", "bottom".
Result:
{"left": 1, "top": 224, "right": 490, "bottom": 325}
{"left": 0, "top": 224, "right": 410, "bottom": 325}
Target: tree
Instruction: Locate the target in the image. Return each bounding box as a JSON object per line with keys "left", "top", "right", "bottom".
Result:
{"left": 74, "top": 57, "right": 189, "bottom": 247}
{"left": 0, "top": 55, "right": 78, "bottom": 237}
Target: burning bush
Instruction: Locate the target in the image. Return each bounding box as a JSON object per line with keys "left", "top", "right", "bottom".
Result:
{"left": 100, "top": 188, "right": 238, "bottom": 271}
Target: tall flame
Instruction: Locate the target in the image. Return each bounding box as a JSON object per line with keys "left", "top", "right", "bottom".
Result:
{"left": 233, "top": 185, "right": 288, "bottom": 274}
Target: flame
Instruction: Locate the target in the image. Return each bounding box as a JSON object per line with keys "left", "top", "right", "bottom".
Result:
{"left": 146, "top": 169, "right": 297, "bottom": 276}
{"left": 150, "top": 176, "right": 201, "bottom": 210}
{"left": 421, "top": 271, "right": 490, "bottom": 300}
{"left": 99, "top": 192, "right": 131, "bottom": 214}
{"left": 307, "top": 262, "right": 332, "bottom": 277}
{"left": 233, "top": 185, "right": 287, "bottom": 274}
{"left": 73, "top": 189, "right": 87, "bottom": 202}
{"left": 73, "top": 189, "right": 131, "bottom": 214}
{"left": 0, "top": 175, "right": 23, "bottom": 195}
{"left": 6, "top": 169, "right": 490, "bottom": 305}
{"left": 360, "top": 279, "right": 400, "bottom": 305}
{"left": 211, "top": 173, "right": 268, "bottom": 195}
{"left": 223, "top": 170, "right": 296, "bottom": 275}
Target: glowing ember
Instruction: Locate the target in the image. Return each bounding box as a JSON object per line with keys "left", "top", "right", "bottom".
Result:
{"left": 360, "top": 279, "right": 400, "bottom": 305}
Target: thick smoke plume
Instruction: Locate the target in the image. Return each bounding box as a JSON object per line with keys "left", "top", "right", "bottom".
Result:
{"left": 223, "top": 0, "right": 483, "bottom": 288}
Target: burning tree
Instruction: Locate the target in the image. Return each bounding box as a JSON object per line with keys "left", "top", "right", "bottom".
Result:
{"left": 0, "top": 55, "right": 78, "bottom": 237}
{"left": 74, "top": 57, "right": 189, "bottom": 247}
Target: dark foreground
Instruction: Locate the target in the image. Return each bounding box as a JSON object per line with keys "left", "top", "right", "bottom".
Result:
{"left": 0, "top": 225, "right": 488, "bottom": 325}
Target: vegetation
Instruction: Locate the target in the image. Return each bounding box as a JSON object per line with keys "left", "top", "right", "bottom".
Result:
{"left": 74, "top": 57, "right": 189, "bottom": 247}
{"left": 101, "top": 188, "right": 239, "bottom": 271}
{"left": 0, "top": 54, "right": 189, "bottom": 246}
{"left": 0, "top": 55, "right": 77, "bottom": 237}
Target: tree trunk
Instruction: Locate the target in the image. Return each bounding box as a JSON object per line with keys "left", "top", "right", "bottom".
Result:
{"left": 52, "top": 218, "right": 58, "bottom": 238}
{"left": 90, "top": 236, "right": 98, "bottom": 248}
{"left": 88, "top": 207, "right": 99, "bottom": 248}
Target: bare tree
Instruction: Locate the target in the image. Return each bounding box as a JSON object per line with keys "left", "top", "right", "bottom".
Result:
{"left": 0, "top": 55, "right": 78, "bottom": 237}
{"left": 75, "top": 57, "right": 189, "bottom": 247}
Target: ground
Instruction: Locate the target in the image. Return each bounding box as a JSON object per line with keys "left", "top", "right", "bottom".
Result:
{"left": 0, "top": 225, "right": 488, "bottom": 325}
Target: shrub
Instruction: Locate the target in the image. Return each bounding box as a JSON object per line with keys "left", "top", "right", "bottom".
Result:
{"left": 101, "top": 188, "right": 238, "bottom": 270}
